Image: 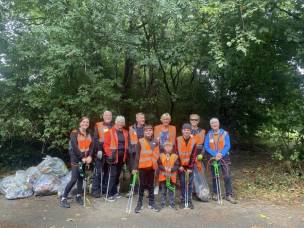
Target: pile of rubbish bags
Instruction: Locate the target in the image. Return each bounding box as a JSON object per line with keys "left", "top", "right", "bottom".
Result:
{"left": 0, "top": 155, "right": 71, "bottom": 200}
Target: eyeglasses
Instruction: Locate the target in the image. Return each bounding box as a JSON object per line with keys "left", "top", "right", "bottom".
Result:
{"left": 190, "top": 119, "right": 199, "bottom": 121}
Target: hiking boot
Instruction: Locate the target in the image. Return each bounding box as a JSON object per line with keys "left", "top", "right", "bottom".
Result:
{"left": 148, "top": 202, "right": 160, "bottom": 212}
{"left": 75, "top": 195, "right": 84, "bottom": 206}
{"left": 134, "top": 202, "right": 143, "bottom": 213}
{"left": 91, "top": 192, "right": 101, "bottom": 198}
{"left": 226, "top": 195, "right": 237, "bottom": 204}
{"left": 60, "top": 198, "right": 70, "bottom": 208}
{"left": 188, "top": 201, "right": 194, "bottom": 209}
{"left": 105, "top": 196, "right": 116, "bottom": 202}
{"left": 169, "top": 204, "right": 177, "bottom": 210}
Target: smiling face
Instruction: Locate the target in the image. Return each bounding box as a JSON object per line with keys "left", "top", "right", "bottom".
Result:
{"left": 80, "top": 118, "right": 90, "bottom": 130}
{"left": 164, "top": 144, "right": 173, "bottom": 153}
{"left": 144, "top": 128, "right": 153, "bottom": 138}
{"left": 136, "top": 114, "right": 145, "bottom": 126}
{"left": 103, "top": 111, "right": 112, "bottom": 124}
{"left": 190, "top": 114, "right": 200, "bottom": 128}
{"left": 161, "top": 116, "right": 171, "bottom": 126}
{"left": 116, "top": 120, "right": 124, "bottom": 130}
{"left": 210, "top": 118, "right": 220, "bottom": 131}
{"left": 182, "top": 128, "right": 191, "bottom": 139}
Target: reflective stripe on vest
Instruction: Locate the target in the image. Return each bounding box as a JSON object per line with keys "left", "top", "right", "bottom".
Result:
{"left": 177, "top": 136, "right": 195, "bottom": 166}
{"left": 77, "top": 132, "right": 92, "bottom": 153}
{"left": 96, "top": 122, "right": 110, "bottom": 143}
{"left": 209, "top": 131, "right": 226, "bottom": 152}
{"left": 159, "top": 153, "right": 178, "bottom": 183}
{"left": 129, "top": 126, "right": 138, "bottom": 145}
{"left": 138, "top": 138, "right": 158, "bottom": 169}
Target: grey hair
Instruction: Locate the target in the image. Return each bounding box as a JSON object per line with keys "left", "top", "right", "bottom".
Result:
{"left": 160, "top": 113, "right": 171, "bottom": 121}
{"left": 115, "top": 115, "right": 125, "bottom": 125}
{"left": 210, "top": 117, "right": 220, "bottom": 124}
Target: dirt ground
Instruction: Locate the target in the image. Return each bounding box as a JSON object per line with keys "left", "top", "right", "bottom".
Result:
{"left": 0, "top": 194, "right": 303, "bottom": 228}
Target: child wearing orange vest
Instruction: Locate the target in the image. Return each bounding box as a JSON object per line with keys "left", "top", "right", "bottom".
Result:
{"left": 158, "top": 141, "right": 179, "bottom": 210}
{"left": 132, "top": 124, "right": 160, "bottom": 213}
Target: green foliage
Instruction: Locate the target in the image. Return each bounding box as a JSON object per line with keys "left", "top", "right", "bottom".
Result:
{"left": 0, "top": 0, "right": 303, "bottom": 167}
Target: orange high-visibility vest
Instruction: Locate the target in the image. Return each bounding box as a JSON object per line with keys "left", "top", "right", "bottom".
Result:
{"left": 192, "top": 129, "right": 206, "bottom": 145}
{"left": 159, "top": 153, "right": 178, "bottom": 184}
{"left": 105, "top": 127, "right": 129, "bottom": 163}
{"left": 76, "top": 131, "right": 92, "bottom": 153}
{"left": 191, "top": 129, "right": 206, "bottom": 172}
{"left": 96, "top": 122, "right": 111, "bottom": 143}
{"left": 129, "top": 126, "right": 138, "bottom": 145}
{"left": 154, "top": 125, "right": 176, "bottom": 146}
{"left": 138, "top": 138, "right": 159, "bottom": 170}
{"left": 177, "top": 136, "right": 195, "bottom": 166}
{"left": 209, "top": 131, "right": 227, "bottom": 152}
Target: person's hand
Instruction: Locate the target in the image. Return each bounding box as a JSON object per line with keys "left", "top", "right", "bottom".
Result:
{"left": 187, "top": 169, "right": 192, "bottom": 174}
{"left": 215, "top": 153, "right": 222, "bottom": 161}
{"left": 97, "top": 151, "right": 103, "bottom": 159}
{"left": 82, "top": 158, "right": 86, "bottom": 163}
{"left": 86, "top": 156, "right": 92, "bottom": 164}
{"left": 179, "top": 166, "right": 184, "bottom": 172}
{"left": 132, "top": 170, "right": 138, "bottom": 175}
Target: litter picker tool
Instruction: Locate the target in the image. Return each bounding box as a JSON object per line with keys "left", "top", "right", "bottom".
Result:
{"left": 126, "top": 173, "right": 137, "bottom": 215}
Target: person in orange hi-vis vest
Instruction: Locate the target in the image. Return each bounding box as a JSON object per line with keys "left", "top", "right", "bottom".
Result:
{"left": 158, "top": 141, "right": 179, "bottom": 210}
{"left": 92, "top": 110, "right": 113, "bottom": 198}
{"left": 132, "top": 124, "right": 161, "bottom": 213}
{"left": 154, "top": 113, "right": 176, "bottom": 150}
{"left": 60, "top": 116, "right": 93, "bottom": 208}
{"left": 190, "top": 114, "right": 206, "bottom": 172}
{"left": 103, "top": 116, "right": 128, "bottom": 202}
{"left": 204, "top": 117, "right": 237, "bottom": 204}
{"left": 126, "top": 112, "right": 145, "bottom": 197}
{"left": 154, "top": 113, "right": 176, "bottom": 195}
{"left": 177, "top": 123, "right": 197, "bottom": 209}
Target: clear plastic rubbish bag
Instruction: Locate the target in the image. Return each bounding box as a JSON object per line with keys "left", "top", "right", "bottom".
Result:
{"left": 0, "top": 170, "right": 33, "bottom": 200}
{"left": 37, "top": 155, "right": 68, "bottom": 177}
{"left": 25, "top": 166, "right": 42, "bottom": 185}
{"left": 193, "top": 163, "right": 210, "bottom": 202}
{"left": 57, "top": 171, "right": 72, "bottom": 198}
{"left": 33, "top": 174, "right": 61, "bottom": 196}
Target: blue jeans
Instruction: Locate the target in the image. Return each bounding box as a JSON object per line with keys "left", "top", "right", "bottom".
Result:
{"left": 179, "top": 171, "right": 193, "bottom": 203}
{"left": 210, "top": 159, "right": 233, "bottom": 196}
{"left": 160, "top": 181, "right": 175, "bottom": 206}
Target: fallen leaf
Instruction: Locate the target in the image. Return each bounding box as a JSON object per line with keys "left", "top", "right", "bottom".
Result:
{"left": 66, "top": 218, "right": 73, "bottom": 222}
{"left": 259, "top": 214, "right": 267, "bottom": 219}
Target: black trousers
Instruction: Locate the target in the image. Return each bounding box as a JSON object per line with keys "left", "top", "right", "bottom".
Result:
{"left": 63, "top": 165, "right": 83, "bottom": 198}
{"left": 138, "top": 168, "right": 155, "bottom": 204}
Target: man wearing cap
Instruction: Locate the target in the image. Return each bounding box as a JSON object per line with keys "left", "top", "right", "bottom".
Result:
{"left": 176, "top": 123, "right": 197, "bottom": 209}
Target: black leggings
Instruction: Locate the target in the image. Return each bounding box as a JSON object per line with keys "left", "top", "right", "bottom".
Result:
{"left": 63, "top": 165, "right": 83, "bottom": 198}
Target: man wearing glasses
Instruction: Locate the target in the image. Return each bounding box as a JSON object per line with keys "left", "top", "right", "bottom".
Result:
{"left": 189, "top": 114, "right": 206, "bottom": 156}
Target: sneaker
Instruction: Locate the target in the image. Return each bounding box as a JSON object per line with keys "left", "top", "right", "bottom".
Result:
{"left": 148, "top": 202, "right": 160, "bottom": 212}
{"left": 105, "top": 196, "right": 116, "bottom": 202}
{"left": 134, "top": 203, "right": 143, "bottom": 213}
{"left": 91, "top": 192, "right": 101, "bottom": 198}
{"left": 226, "top": 195, "right": 237, "bottom": 204}
{"left": 60, "top": 198, "right": 70, "bottom": 208}
{"left": 188, "top": 201, "right": 194, "bottom": 209}
{"left": 75, "top": 195, "right": 84, "bottom": 206}
{"left": 169, "top": 204, "right": 177, "bottom": 210}
{"left": 114, "top": 193, "right": 122, "bottom": 199}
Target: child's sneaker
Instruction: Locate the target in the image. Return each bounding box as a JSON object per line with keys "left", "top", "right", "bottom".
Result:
{"left": 134, "top": 203, "right": 143, "bottom": 213}
{"left": 60, "top": 198, "right": 70, "bottom": 208}
{"left": 148, "top": 202, "right": 160, "bottom": 212}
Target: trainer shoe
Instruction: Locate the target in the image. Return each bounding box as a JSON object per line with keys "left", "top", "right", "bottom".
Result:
{"left": 105, "top": 196, "right": 116, "bottom": 202}
{"left": 188, "top": 201, "right": 194, "bottom": 209}
{"left": 134, "top": 203, "right": 143, "bottom": 213}
{"left": 60, "top": 198, "right": 70, "bottom": 208}
{"left": 148, "top": 202, "right": 160, "bottom": 212}
{"left": 114, "top": 193, "right": 122, "bottom": 199}
{"left": 226, "top": 195, "right": 237, "bottom": 204}
{"left": 75, "top": 195, "right": 84, "bottom": 206}
{"left": 169, "top": 204, "right": 177, "bottom": 210}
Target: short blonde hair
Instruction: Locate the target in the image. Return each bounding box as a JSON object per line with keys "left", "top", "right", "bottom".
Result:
{"left": 160, "top": 113, "right": 171, "bottom": 121}
{"left": 115, "top": 115, "right": 125, "bottom": 126}
{"left": 190, "top": 114, "right": 200, "bottom": 120}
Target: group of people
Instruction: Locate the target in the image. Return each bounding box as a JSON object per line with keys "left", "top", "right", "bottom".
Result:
{"left": 60, "top": 111, "right": 237, "bottom": 213}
